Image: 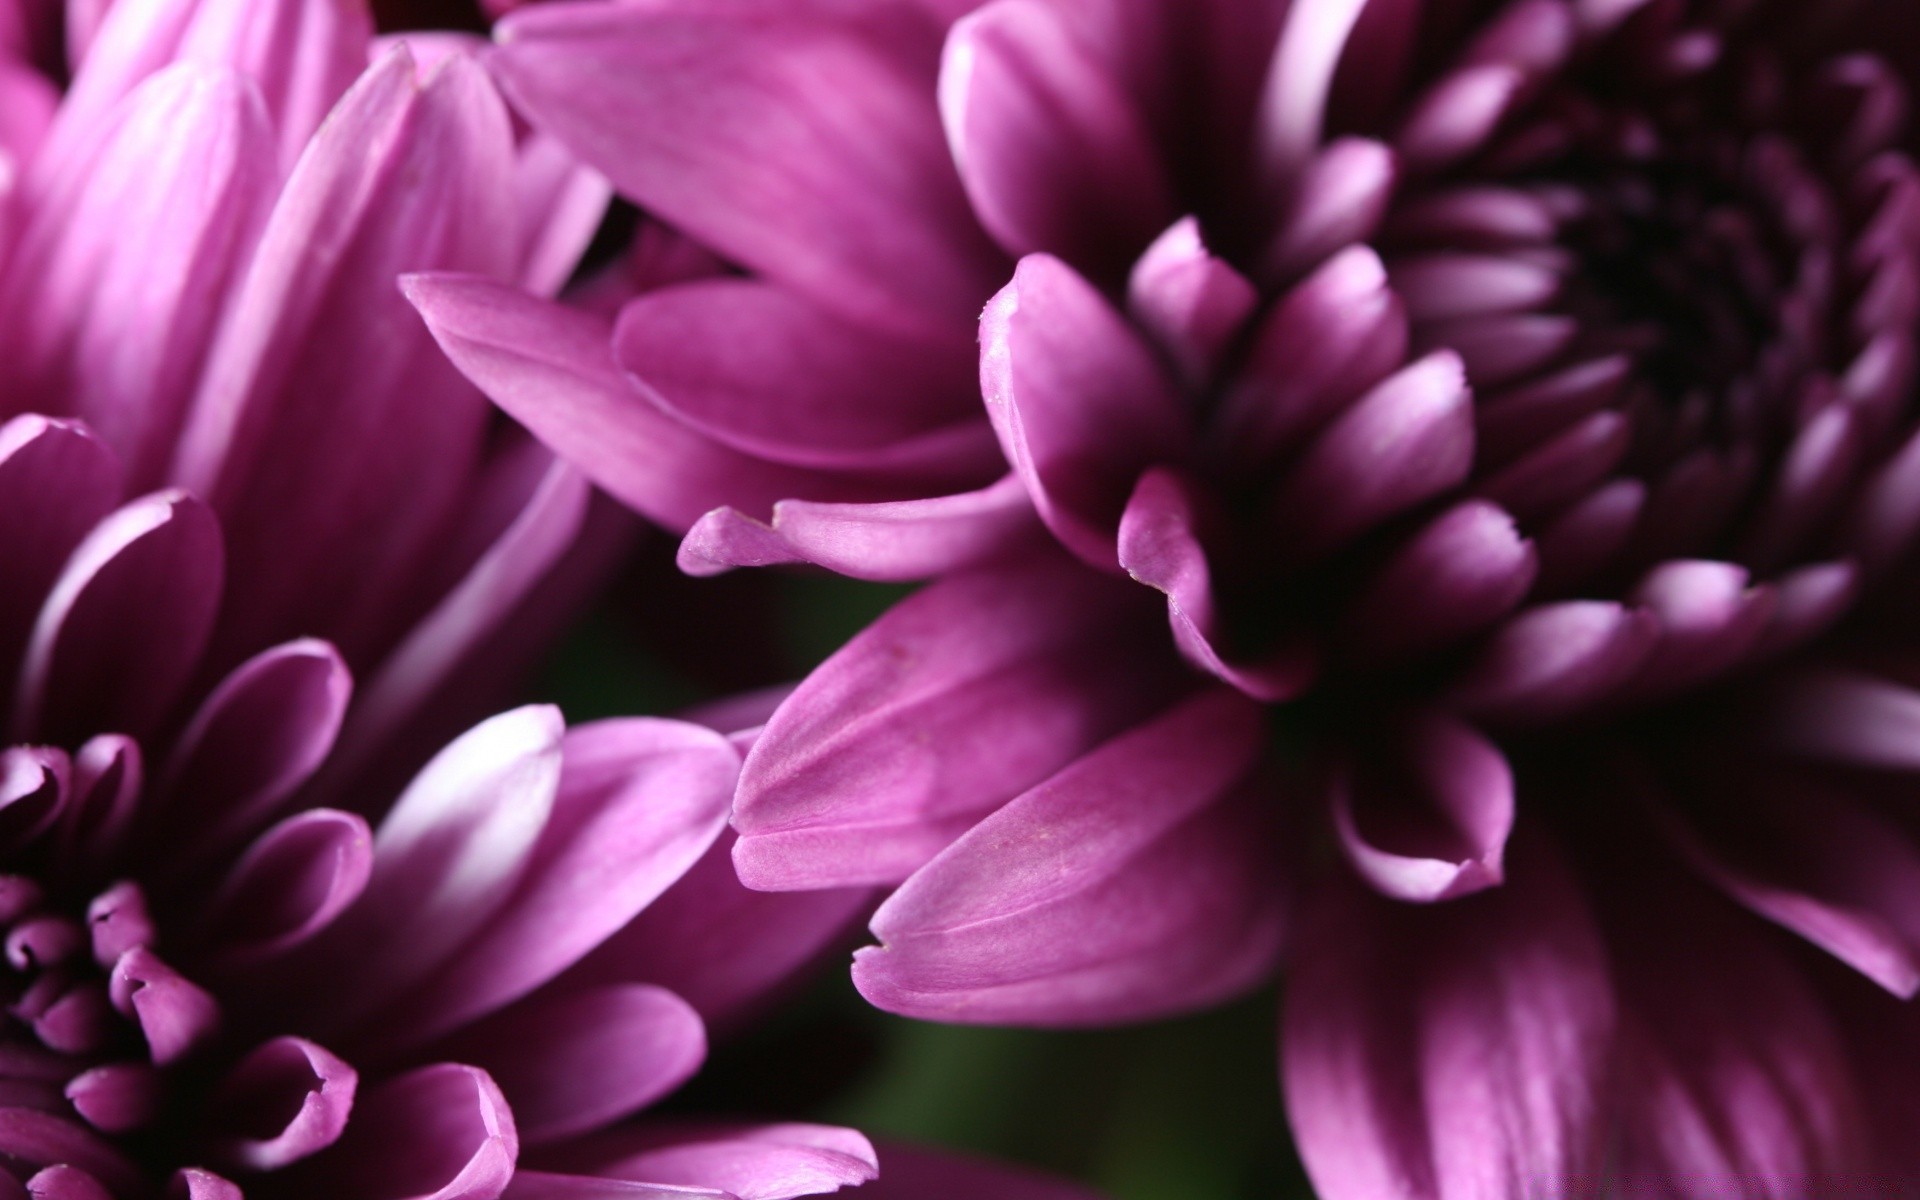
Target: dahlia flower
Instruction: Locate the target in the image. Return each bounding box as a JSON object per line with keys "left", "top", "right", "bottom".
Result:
{"left": 417, "top": 0, "right": 1920, "bottom": 1193}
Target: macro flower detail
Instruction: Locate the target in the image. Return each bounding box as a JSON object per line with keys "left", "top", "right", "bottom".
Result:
{"left": 423, "top": 0, "right": 1920, "bottom": 1194}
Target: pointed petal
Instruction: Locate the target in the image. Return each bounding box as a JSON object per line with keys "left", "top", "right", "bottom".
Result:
{"left": 371, "top": 718, "right": 735, "bottom": 1049}
{"left": 854, "top": 689, "right": 1287, "bottom": 1026}
{"left": 200, "top": 809, "right": 373, "bottom": 967}
{"left": 545, "top": 1123, "right": 876, "bottom": 1200}
{"left": 982, "top": 253, "right": 1187, "bottom": 567}
{"left": 404, "top": 271, "right": 836, "bottom": 532}
{"left": 733, "top": 555, "right": 1179, "bottom": 889}
{"left": 1125, "top": 217, "right": 1260, "bottom": 386}
{"left": 1342, "top": 500, "right": 1536, "bottom": 667}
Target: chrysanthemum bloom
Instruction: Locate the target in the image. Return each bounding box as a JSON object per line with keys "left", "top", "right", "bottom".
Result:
{"left": 415, "top": 0, "right": 1920, "bottom": 1193}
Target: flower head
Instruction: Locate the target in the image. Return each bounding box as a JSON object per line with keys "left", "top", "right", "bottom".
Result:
{"left": 429, "top": 0, "right": 1920, "bottom": 1193}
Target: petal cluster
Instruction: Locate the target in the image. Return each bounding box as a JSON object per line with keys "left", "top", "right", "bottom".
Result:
{"left": 434, "top": 0, "right": 1920, "bottom": 1194}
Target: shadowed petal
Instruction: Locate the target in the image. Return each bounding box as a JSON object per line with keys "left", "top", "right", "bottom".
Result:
{"left": 540, "top": 1123, "right": 876, "bottom": 1200}
{"left": 1282, "top": 834, "right": 1613, "bottom": 1200}
{"left": 854, "top": 689, "right": 1288, "bottom": 1026}
{"left": 320, "top": 1064, "right": 517, "bottom": 1200}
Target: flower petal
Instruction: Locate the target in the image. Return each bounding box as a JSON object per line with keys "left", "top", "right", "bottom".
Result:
{"left": 543, "top": 1123, "right": 876, "bottom": 1200}
{"left": 1282, "top": 834, "right": 1613, "bottom": 1200}
{"left": 982, "top": 253, "right": 1187, "bottom": 568}
{"left": 854, "top": 689, "right": 1288, "bottom": 1026}
{"left": 320, "top": 1064, "right": 518, "bottom": 1200}
{"left": 733, "top": 555, "right": 1179, "bottom": 890}
{"left": 491, "top": 0, "right": 1003, "bottom": 341}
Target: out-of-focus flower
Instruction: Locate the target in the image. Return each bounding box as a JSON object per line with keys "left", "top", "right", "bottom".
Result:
{"left": 421, "top": 0, "right": 1920, "bottom": 1194}
{"left": 0, "top": 0, "right": 623, "bottom": 789}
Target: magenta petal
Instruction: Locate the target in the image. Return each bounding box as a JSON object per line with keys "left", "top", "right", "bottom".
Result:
{"left": 1211, "top": 245, "right": 1409, "bottom": 468}
{"left": 1664, "top": 768, "right": 1920, "bottom": 997}
{"left": 502, "top": 1175, "right": 715, "bottom": 1200}
{"left": 1330, "top": 715, "right": 1513, "bottom": 904}
{"left": 0, "top": 748, "right": 67, "bottom": 857}
{"left": 166, "top": 1170, "right": 240, "bottom": 1200}
{"left": 323, "top": 1064, "right": 517, "bottom": 1200}
{"left": 0, "top": 1110, "right": 140, "bottom": 1197}
{"left": 372, "top": 718, "right": 736, "bottom": 1050}
{"left": 678, "top": 474, "right": 1040, "bottom": 582}
{"left": 55, "top": 736, "right": 141, "bottom": 874}
{"left": 490, "top": 1, "right": 1002, "bottom": 340}
{"left": 613, "top": 279, "right": 986, "bottom": 476}
{"left": 564, "top": 831, "right": 871, "bottom": 1036}
{"left": 1253, "top": 0, "right": 1372, "bottom": 193}
{"left": 15, "top": 491, "right": 222, "bottom": 745}
{"left": 201, "top": 808, "right": 373, "bottom": 967}
{"left": 939, "top": 0, "right": 1176, "bottom": 265}
{"left": 440, "top": 984, "right": 704, "bottom": 1146}
{"left": 1597, "top": 864, "right": 1868, "bottom": 1195}
{"left": 1261, "top": 137, "right": 1398, "bottom": 282}
{"left": 853, "top": 1145, "right": 1107, "bottom": 1200}
{"left": 854, "top": 689, "right": 1288, "bottom": 1026}
{"left": 1620, "top": 560, "right": 1776, "bottom": 698}
{"left": 1342, "top": 500, "right": 1536, "bottom": 667}
{"left": 1450, "top": 600, "right": 1658, "bottom": 723}
{"left": 329, "top": 456, "right": 588, "bottom": 785}
{"left": 982, "top": 253, "right": 1187, "bottom": 568}
{"left": 53, "top": 0, "right": 369, "bottom": 171}
{"left": 109, "top": 948, "right": 219, "bottom": 1066}
{"left": 1282, "top": 836, "right": 1613, "bottom": 1200}
{"left": 511, "top": 131, "right": 611, "bottom": 298}
{"left": 546, "top": 1123, "right": 877, "bottom": 1200}
{"left": 24, "top": 1165, "right": 111, "bottom": 1200}
{"left": 209, "top": 1036, "right": 357, "bottom": 1171}
{"left": 307, "top": 707, "right": 563, "bottom": 1035}
{"left": 1117, "top": 468, "right": 1316, "bottom": 701}
{"left": 1268, "top": 351, "right": 1475, "bottom": 559}
{"left": 0, "top": 62, "right": 275, "bottom": 490}
{"left": 1125, "top": 217, "right": 1260, "bottom": 386}
{"left": 159, "top": 639, "right": 351, "bottom": 854}
{"left": 1758, "top": 667, "right": 1920, "bottom": 771}
{"left": 0, "top": 417, "right": 121, "bottom": 688}
{"left": 733, "top": 555, "right": 1179, "bottom": 890}
{"left": 404, "top": 272, "right": 835, "bottom": 532}
{"left": 173, "top": 48, "right": 515, "bottom": 666}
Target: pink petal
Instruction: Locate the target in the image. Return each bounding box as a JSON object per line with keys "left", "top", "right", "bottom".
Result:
{"left": 1595, "top": 860, "right": 1869, "bottom": 1195}
{"left": 0, "top": 417, "right": 121, "bottom": 690}
{"left": 543, "top": 1123, "right": 876, "bottom": 1200}
{"left": 1282, "top": 836, "right": 1613, "bottom": 1200}
{"left": 1125, "top": 217, "right": 1260, "bottom": 386}
{"left": 15, "top": 491, "right": 222, "bottom": 745}
{"left": 511, "top": 130, "right": 611, "bottom": 298}
{"left": 326, "top": 456, "right": 588, "bottom": 785}
{"left": 1450, "top": 600, "right": 1658, "bottom": 724}
{"left": 320, "top": 1064, "right": 517, "bottom": 1200}
{"left": 939, "top": 0, "right": 1176, "bottom": 266}
{"left": 981, "top": 253, "right": 1187, "bottom": 568}
{"left": 1341, "top": 500, "right": 1537, "bottom": 667}
{"left": 370, "top": 718, "right": 737, "bottom": 1050}
{"left": 303, "top": 706, "right": 563, "bottom": 1037}
{"left": 1267, "top": 351, "right": 1475, "bottom": 560}
{"left": 678, "top": 474, "right": 1041, "bottom": 582}
{"left": 49, "top": 0, "right": 369, "bottom": 173}
{"left": 1211, "top": 245, "right": 1409, "bottom": 469}
{"left": 437, "top": 984, "right": 704, "bottom": 1146}
{"left": 404, "top": 271, "right": 840, "bottom": 532}
{"left": 733, "top": 555, "right": 1179, "bottom": 890}
{"left": 172, "top": 48, "right": 515, "bottom": 668}
{"left": 199, "top": 808, "right": 374, "bottom": 967}
{"left": 0, "top": 63, "right": 275, "bottom": 489}
{"left": 158, "top": 639, "right": 352, "bottom": 856}
{"left": 1260, "top": 137, "right": 1398, "bottom": 282}
{"left": 854, "top": 689, "right": 1287, "bottom": 1026}
{"left": 208, "top": 1036, "right": 357, "bottom": 1171}
{"left": 1330, "top": 715, "right": 1514, "bottom": 903}
{"left": 561, "top": 831, "right": 872, "bottom": 1036}
{"left": 490, "top": 1, "right": 1003, "bottom": 341}
{"left": 1117, "top": 468, "right": 1316, "bottom": 700}
{"left": 613, "top": 279, "right": 987, "bottom": 477}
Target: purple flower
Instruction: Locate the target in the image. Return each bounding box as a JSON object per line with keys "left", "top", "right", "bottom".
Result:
{"left": 421, "top": 0, "right": 1920, "bottom": 1194}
